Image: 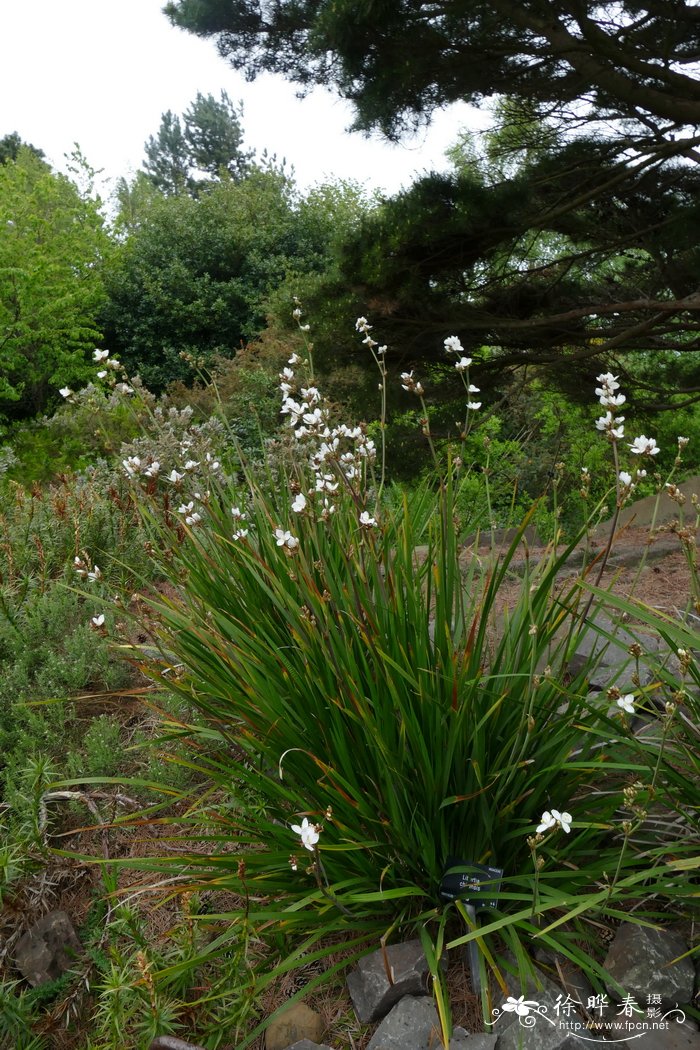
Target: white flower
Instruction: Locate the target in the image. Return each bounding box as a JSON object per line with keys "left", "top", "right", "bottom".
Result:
{"left": 107, "top": 358, "right": 121, "bottom": 371}
{"left": 178, "top": 502, "right": 195, "bottom": 515}
{"left": 96, "top": 370, "right": 108, "bottom": 379}
{"left": 144, "top": 461, "right": 160, "bottom": 477}
{"left": 185, "top": 512, "right": 201, "bottom": 526}
{"left": 444, "top": 335, "right": 464, "bottom": 355}
{"left": 502, "top": 996, "right": 539, "bottom": 1017}
{"left": 291, "top": 493, "right": 307, "bottom": 513}
{"left": 678, "top": 436, "right": 689, "bottom": 449}
{"left": 115, "top": 383, "right": 133, "bottom": 394}
{"left": 122, "top": 456, "right": 142, "bottom": 476}
{"left": 359, "top": 511, "right": 377, "bottom": 527}
{"left": 454, "top": 356, "right": 472, "bottom": 372}
{"left": 618, "top": 471, "right": 633, "bottom": 487}
{"left": 617, "top": 694, "right": 635, "bottom": 715}
{"left": 231, "top": 506, "right": 246, "bottom": 521}
{"left": 87, "top": 565, "right": 102, "bottom": 583}
{"left": 466, "top": 401, "right": 482, "bottom": 410}
{"left": 288, "top": 353, "right": 300, "bottom": 365}
{"left": 232, "top": 528, "right": 249, "bottom": 541}
{"left": 91, "top": 613, "right": 105, "bottom": 627}
{"left": 355, "top": 316, "right": 371, "bottom": 332}
{"left": 59, "top": 387, "right": 73, "bottom": 399}
{"left": 595, "top": 372, "right": 620, "bottom": 393}
{"left": 292, "top": 307, "right": 303, "bottom": 320}
{"left": 93, "top": 348, "right": 109, "bottom": 362}
{"left": 168, "top": 470, "right": 184, "bottom": 483}
{"left": 536, "top": 808, "right": 572, "bottom": 834}
{"left": 291, "top": 816, "right": 320, "bottom": 851}
{"left": 299, "top": 324, "right": 310, "bottom": 332}
{"left": 628, "top": 435, "right": 659, "bottom": 456}
{"left": 183, "top": 460, "right": 200, "bottom": 471}
{"left": 467, "top": 384, "right": 480, "bottom": 393}
{"left": 275, "top": 528, "right": 299, "bottom": 551}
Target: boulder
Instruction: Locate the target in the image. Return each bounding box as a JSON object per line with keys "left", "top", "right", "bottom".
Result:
{"left": 367, "top": 996, "right": 441, "bottom": 1050}
{"left": 265, "top": 1002, "right": 324, "bottom": 1050}
{"left": 14, "top": 910, "right": 83, "bottom": 986}
{"left": 603, "top": 924, "right": 695, "bottom": 1006}
{"left": 347, "top": 939, "right": 433, "bottom": 1023}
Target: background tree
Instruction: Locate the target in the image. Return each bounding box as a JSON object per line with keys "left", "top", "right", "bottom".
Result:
{"left": 0, "top": 148, "right": 109, "bottom": 422}
{"left": 101, "top": 169, "right": 360, "bottom": 390}
{"left": 0, "top": 132, "right": 45, "bottom": 166}
{"left": 143, "top": 110, "right": 190, "bottom": 195}
{"left": 164, "top": 1, "right": 700, "bottom": 405}
{"left": 142, "top": 92, "right": 253, "bottom": 195}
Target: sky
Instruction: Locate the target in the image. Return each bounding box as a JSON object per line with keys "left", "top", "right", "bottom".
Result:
{"left": 1, "top": 0, "right": 487, "bottom": 200}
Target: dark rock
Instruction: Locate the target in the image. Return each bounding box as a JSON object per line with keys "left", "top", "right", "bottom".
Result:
{"left": 493, "top": 966, "right": 626, "bottom": 1050}
{"left": 366, "top": 996, "right": 440, "bottom": 1050}
{"left": 569, "top": 614, "right": 660, "bottom": 692}
{"left": 603, "top": 924, "right": 695, "bottom": 1006}
{"left": 594, "top": 1005, "right": 699, "bottom": 1048}
{"left": 14, "top": 910, "right": 83, "bottom": 987}
{"left": 286, "top": 1042, "right": 335, "bottom": 1050}
{"left": 450, "top": 1030, "right": 496, "bottom": 1049}
{"left": 265, "top": 1002, "right": 324, "bottom": 1050}
{"left": 347, "top": 939, "right": 433, "bottom": 1023}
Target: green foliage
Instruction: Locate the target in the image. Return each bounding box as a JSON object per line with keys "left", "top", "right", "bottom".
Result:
{"left": 102, "top": 171, "right": 361, "bottom": 391}
{"left": 0, "top": 148, "right": 110, "bottom": 422}
{"left": 0, "top": 131, "right": 46, "bottom": 165}
{"left": 143, "top": 91, "right": 254, "bottom": 196}
{"left": 90, "top": 336, "right": 697, "bottom": 1044}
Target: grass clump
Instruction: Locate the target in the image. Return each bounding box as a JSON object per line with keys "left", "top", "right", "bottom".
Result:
{"left": 81, "top": 314, "right": 698, "bottom": 1046}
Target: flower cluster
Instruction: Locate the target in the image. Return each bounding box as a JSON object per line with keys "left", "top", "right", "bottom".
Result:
{"left": 594, "top": 372, "right": 660, "bottom": 458}
{"left": 279, "top": 329, "right": 376, "bottom": 502}
{"left": 444, "top": 335, "right": 482, "bottom": 412}
{"left": 74, "top": 555, "right": 101, "bottom": 583}
{"left": 537, "top": 809, "right": 572, "bottom": 834}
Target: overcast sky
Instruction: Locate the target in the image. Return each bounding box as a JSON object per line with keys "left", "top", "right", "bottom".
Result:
{"left": 1, "top": 0, "right": 487, "bottom": 200}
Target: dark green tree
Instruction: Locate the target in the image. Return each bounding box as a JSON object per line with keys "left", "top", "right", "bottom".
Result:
{"left": 184, "top": 90, "right": 253, "bottom": 182}
{"left": 143, "top": 110, "right": 190, "bottom": 195}
{"left": 0, "top": 132, "right": 45, "bottom": 165}
{"left": 101, "top": 169, "right": 351, "bottom": 390}
{"left": 142, "top": 92, "right": 253, "bottom": 195}
{"left": 164, "top": 1, "right": 700, "bottom": 404}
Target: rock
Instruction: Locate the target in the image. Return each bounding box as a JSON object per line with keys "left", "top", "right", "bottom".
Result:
{"left": 14, "top": 910, "right": 83, "bottom": 986}
{"left": 493, "top": 966, "right": 623, "bottom": 1050}
{"left": 595, "top": 1006, "right": 699, "bottom": 1049}
{"left": 367, "top": 996, "right": 440, "bottom": 1050}
{"left": 347, "top": 939, "right": 433, "bottom": 1022}
{"left": 595, "top": 477, "right": 700, "bottom": 532}
{"left": 568, "top": 613, "right": 660, "bottom": 692}
{"left": 265, "top": 1002, "right": 324, "bottom": 1050}
{"left": 450, "top": 1030, "right": 496, "bottom": 1049}
{"left": 533, "top": 949, "right": 594, "bottom": 1008}
{"left": 286, "top": 1042, "right": 335, "bottom": 1050}
{"left": 603, "top": 924, "right": 695, "bottom": 1006}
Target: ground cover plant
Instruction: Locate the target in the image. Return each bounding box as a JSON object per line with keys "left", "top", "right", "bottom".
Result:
{"left": 36, "top": 312, "right": 698, "bottom": 1048}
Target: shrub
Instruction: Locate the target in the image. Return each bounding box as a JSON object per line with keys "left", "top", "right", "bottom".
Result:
{"left": 89, "top": 317, "right": 699, "bottom": 1045}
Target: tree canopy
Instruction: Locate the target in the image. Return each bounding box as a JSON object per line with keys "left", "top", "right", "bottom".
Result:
{"left": 101, "top": 169, "right": 362, "bottom": 390}
{"left": 143, "top": 91, "right": 254, "bottom": 194}
{"left": 0, "top": 148, "right": 108, "bottom": 422}
{"left": 165, "top": 1, "right": 700, "bottom": 405}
